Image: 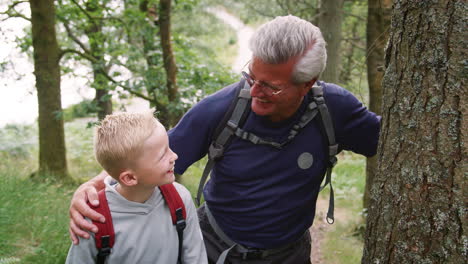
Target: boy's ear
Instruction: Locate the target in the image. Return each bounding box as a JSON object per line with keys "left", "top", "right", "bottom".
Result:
{"left": 119, "top": 169, "right": 138, "bottom": 186}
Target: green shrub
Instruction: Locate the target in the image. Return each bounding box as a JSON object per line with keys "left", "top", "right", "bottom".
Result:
{"left": 62, "top": 100, "right": 98, "bottom": 122}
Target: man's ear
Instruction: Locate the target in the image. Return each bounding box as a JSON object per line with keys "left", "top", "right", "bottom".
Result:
{"left": 119, "top": 170, "right": 138, "bottom": 186}
{"left": 301, "top": 78, "right": 317, "bottom": 96}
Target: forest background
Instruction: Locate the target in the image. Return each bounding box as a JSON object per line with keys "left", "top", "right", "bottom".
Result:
{"left": 0, "top": 0, "right": 465, "bottom": 263}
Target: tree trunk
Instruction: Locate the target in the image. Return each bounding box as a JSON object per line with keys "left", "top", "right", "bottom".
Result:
{"left": 85, "top": 0, "right": 112, "bottom": 120}
{"left": 317, "top": 0, "right": 344, "bottom": 84}
{"left": 363, "top": 0, "right": 392, "bottom": 209}
{"left": 29, "top": 0, "right": 69, "bottom": 179}
{"left": 159, "top": 0, "right": 178, "bottom": 126}
{"left": 362, "top": 1, "right": 466, "bottom": 263}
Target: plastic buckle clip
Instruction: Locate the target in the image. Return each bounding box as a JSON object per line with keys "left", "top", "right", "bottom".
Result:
{"left": 208, "top": 144, "right": 224, "bottom": 160}
{"left": 241, "top": 249, "right": 266, "bottom": 260}
{"left": 175, "top": 208, "right": 186, "bottom": 231}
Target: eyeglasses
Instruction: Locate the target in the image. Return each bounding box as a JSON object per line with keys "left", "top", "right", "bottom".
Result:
{"left": 242, "top": 71, "right": 284, "bottom": 96}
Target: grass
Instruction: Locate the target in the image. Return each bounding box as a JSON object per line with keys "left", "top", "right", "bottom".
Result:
{"left": 0, "top": 156, "right": 75, "bottom": 263}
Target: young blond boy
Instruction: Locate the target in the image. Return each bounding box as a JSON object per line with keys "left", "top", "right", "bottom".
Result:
{"left": 66, "top": 111, "right": 207, "bottom": 263}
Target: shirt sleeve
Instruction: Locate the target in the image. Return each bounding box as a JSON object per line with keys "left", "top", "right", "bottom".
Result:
{"left": 324, "top": 83, "right": 381, "bottom": 157}
{"left": 175, "top": 183, "right": 208, "bottom": 264}
{"left": 169, "top": 83, "right": 238, "bottom": 175}
{"left": 65, "top": 223, "right": 98, "bottom": 264}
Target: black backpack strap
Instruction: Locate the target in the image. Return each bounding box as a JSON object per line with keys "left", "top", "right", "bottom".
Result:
{"left": 159, "top": 183, "right": 187, "bottom": 264}
{"left": 311, "top": 83, "right": 339, "bottom": 224}
{"left": 195, "top": 79, "right": 251, "bottom": 206}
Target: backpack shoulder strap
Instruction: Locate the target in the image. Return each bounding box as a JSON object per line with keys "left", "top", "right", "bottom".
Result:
{"left": 90, "top": 189, "right": 115, "bottom": 264}
{"left": 195, "top": 79, "right": 251, "bottom": 206}
{"left": 311, "top": 82, "right": 339, "bottom": 224}
{"left": 159, "top": 183, "right": 186, "bottom": 264}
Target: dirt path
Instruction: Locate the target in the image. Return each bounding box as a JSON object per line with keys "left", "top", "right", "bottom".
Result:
{"left": 310, "top": 197, "right": 351, "bottom": 263}
{"left": 309, "top": 198, "right": 332, "bottom": 263}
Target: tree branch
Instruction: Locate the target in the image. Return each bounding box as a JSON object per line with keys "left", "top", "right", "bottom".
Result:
{"left": 59, "top": 48, "right": 96, "bottom": 63}
{"left": 58, "top": 48, "right": 152, "bottom": 101}
{"left": 0, "top": 1, "right": 30, "bottom": 21}
{"left": 69, "top": 0, "right": 95, "bottom": 24}
{"left": 62, "top": 21, "right": 91, "bottom": 55}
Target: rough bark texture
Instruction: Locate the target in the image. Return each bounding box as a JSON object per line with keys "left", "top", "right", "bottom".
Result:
{"left": 318, "top": 0, "right": 344, "bottom": 84}
{"left": 362, "top": 1, "right": 467, "bottom": 263}
{"left": 159, "top": 0, "right": 178, "bottom": 126}
{"left": 364, "top": 0, "right": 392, "bottom": 209}
{"left": 29, "top": 0, "right": 69, "bottom": 178}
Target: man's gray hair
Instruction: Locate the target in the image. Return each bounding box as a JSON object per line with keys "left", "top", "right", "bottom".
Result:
{"left": 249, "top": 15, "right": 327, "bottom": 84}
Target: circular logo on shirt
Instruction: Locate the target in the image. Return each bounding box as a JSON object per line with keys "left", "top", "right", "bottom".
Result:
{"left": 298, "top": 152, "right": 313, "bottom": 169}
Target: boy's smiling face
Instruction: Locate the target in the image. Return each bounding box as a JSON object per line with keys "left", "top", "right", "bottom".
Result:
{"left": 132, "top": 121, "right": 178, "bottom": 188}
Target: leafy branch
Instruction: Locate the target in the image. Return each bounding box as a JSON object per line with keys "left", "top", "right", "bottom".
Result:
{"left": 0, "top": 1, "right": 30, "bottom": 21}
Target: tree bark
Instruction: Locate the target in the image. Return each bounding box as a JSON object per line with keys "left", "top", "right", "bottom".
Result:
{"left": 29, "top": 0, "right": 69, "bottom": 179}
{"left": 85, "top": 0, "right": 112, "bottom": 120}
{"left": 317, "top": 0, "right": 344, "bottom": 84}
{"left": 363, "top": 0, "right": 392, "bottom": 209}
{"left": 159, "top": 0, "right": 178, "bottom": 126}
{"left": 362, "top": 1, "right": 466, "bottom": 263}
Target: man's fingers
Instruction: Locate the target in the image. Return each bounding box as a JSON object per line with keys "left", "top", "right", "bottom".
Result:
{"left": 87, "top": 187, "right": 99, "bottom": 207}
{"left": 80, "top": 203, "right": 105, "bottom": 223}
{"left": 69, "top": 218, "right": 90, "bottom": 240}
{"left": 69, "top": 225, "right": 79, "bottom": 245}
{"left": 70, "top": 209, "right": 99, "bottom": 233}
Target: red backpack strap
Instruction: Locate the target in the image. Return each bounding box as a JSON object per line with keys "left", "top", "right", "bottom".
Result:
{"left": 159, "top": 183, "right": 186, "bottom": 264}
{"left": 88, "top": 190, "right": 115, "bottom": 264}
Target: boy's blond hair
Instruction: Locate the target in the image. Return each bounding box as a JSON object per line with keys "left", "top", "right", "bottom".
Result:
{"left": 94, "top": 111, "right": 158, "bottom": 177}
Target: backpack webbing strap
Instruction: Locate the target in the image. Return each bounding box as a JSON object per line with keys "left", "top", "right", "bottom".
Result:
{"left": 226, "top": 101, "right": 321, "bottom": 150}
{"left": 159, "top": 183, "right": 187, "bottom": 264}
{"left": 195, "top": 80, "right": 251, "bottom": 206}
{"left": 90, "top": 190, "right": 115, "bottom": 264}
{"left": 312, "top": 84, "right": 339, "bottom": 224}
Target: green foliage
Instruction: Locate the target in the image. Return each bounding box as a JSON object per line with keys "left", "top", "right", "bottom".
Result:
{"left": 0, "top": 124, "right": 38, "bottom": 161}
{"left": 339, "top": 0, "right": 369, "bottom": 104}
{"left": 62, "top": 99, "right": 98, "bottom": 122}
{"left": 64, "top": 120, "right": 102, "bottom": 179}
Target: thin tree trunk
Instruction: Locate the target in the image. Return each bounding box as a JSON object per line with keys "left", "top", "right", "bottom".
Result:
{"left": 29, "top": 0, "right": 69, "bottom": 179}
{"left": 318, "top": 0, "right": 344, "bottom": 84}
{"left": 159, "top": 0, "right": 178, "bottom": 126}
{"left": 85, "top": 0, "right": 112, "bottom": 120}
{"left": 362, "top": 0, "right": 466, "bottom": 263}
{"left": 363, "top": 0, "right": 392, "bottom": 209}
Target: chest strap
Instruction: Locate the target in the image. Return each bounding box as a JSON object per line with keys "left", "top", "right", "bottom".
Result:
{"left": 197, "top": 81, "right": 339, "bottom": 225}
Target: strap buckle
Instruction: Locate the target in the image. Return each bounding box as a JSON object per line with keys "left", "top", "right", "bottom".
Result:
{"left": 175, "top": 208, "right": 186, "bottom": 231}
{"left": 241, "top": 249, "right": 267, "bottom": 260}
{"left": 208, "top": 144, "right": 224, "bottom": 160}
{"left": 314, "top": 96, "right": 325, "bottom": 104}
{"left": 97, "top": 247, "right": 111, "bottom": 257}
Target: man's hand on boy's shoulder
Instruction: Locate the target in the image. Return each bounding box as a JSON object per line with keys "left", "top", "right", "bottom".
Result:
{"left": 68, "top": 172, "right": 108, "bottom": 245}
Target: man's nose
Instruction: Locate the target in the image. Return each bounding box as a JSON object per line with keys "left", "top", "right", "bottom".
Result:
{"left": 250, "top": 82, "right": 266, "bottom": 97}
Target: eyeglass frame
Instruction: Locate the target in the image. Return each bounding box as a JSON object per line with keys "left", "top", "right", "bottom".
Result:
{"left": 241, "top": 71, "right": 284, "bottom": 96}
